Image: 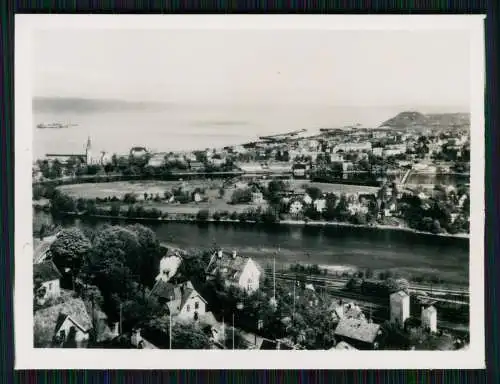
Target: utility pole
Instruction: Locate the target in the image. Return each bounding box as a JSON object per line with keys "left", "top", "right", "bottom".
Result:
{"left": 292, "top": 279, "right": 296, "bottom": 321}
{"left": 273, "top": 254, "right": 276, "bottom": 301}
{"left": 232, "top": 313, "right": 235, "bottom": 350}
{"left": 119, "top": 303, "right": 122, "bottom": 335}
{"left": 169, "top": 295, "right": 173, "bottom": 350}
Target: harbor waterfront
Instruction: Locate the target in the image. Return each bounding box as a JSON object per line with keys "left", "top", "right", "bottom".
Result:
{"left": 34, "top": 210, "right": 469, "bottom": 286}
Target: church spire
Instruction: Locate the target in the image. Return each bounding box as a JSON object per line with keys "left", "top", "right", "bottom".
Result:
{"left": 86, "top": 135, "right": 92, "bottom": 150}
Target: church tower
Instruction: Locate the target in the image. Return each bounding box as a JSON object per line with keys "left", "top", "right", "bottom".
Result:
{"left": 86, "top": 136, "right": 92, "bottom": 165}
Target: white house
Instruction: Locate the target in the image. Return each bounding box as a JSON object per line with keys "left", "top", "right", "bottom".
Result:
{"left": 372, "top": 147, "right": 384, "bottom": 157}
{"left": 206, "top": 249, "right": 263, "bottom": 293}
{"left": 192, "top": 192, "right": 203, "bottom": 203}
{"left": 330, "top": 153, "right": 344, "bottom": 162}
{"left": 33, "top": 260, "right": 62, "bottom": 304}
{"left": 99, "top": 151, "right": 114, "bottom": 165}
{"left": 34, "top": 298, "right": 93, "bottom": 348}
{"left": 150, "top": 280, "right": 208, "bottom": 322}
{"left": 313, "top": 198, "right": 327, "bottom": 213}
{"left": 147, "top": 154, "right": 166, "bottom": 168}
{"left": 252, "top": 191, "right": 265, "bottom": 204}
{"left": 289, "top": 200, "right": 304, "bottom": 215}
{"left": 302, "top": 193, "right": 313, "bottom": 205}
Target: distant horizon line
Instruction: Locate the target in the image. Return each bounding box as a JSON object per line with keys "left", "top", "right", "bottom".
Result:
{"left": 32, "top": 95, "right": 470, "bottom": 113}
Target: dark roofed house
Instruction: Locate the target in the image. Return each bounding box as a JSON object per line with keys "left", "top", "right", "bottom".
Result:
{"left": 334, "top": 318, "right": 382, "bottom": 350}
{"left": 206, "top": 249, "right": 263, "bottom": 293}
{"left": 34, "top": 298, "right": 93, "bottom": 348}
{"left": 150, "top": 280, "right": 208, "bottom": 322}
{"left": 34, "top": 260, "right": 62, "bottom": 303}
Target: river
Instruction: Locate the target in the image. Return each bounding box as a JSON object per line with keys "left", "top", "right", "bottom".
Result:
{"left": 34, "top": 211, "right": 469, "bottom": 285}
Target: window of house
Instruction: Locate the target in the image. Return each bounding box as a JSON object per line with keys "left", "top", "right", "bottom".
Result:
{"left": 186, "top": 305, "right": 190, "bottom": 312}
{"left": 194, "top": 312, "right": 199, "bottom": 321}
{"left": 48, "top": 282, "right": 52, "bottom": 290}
{"left": 248, "top": 279, "right": 252, "bottom": 285}
{"left": 195, "top": 301, "right": 199, "bottom": 309}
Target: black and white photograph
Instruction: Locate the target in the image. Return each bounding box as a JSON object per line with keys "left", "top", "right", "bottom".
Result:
{"left": 15, "top": 15, "right": 485, "bottom": 369}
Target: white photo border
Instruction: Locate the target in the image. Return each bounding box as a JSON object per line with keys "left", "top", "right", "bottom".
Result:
{"left": 15, "top": 14, "right": 486, "bottom": 370}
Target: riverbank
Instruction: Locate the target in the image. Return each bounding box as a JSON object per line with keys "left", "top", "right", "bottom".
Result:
{"left": 40, "top": 206, "right": 469, "bottom": 240}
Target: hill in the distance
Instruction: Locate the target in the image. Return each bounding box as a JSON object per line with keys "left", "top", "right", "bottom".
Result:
{"left": 33, "top": 97, "right": 170, "bottom": 114}
{"left": 380, "top": 111, "right": 470, "bottom": 129}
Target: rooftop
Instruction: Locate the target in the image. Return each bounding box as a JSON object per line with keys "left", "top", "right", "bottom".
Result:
{"left": 34, "top": 260, "right": 62, "bottom": 283}
{"left": 334, "top": 318, "right": 381, "bottom": 344}
{"left": 150, "top": 280, "right": 205, "bottom": 315}
{"left": 34, "top": 298, "right": 93, "bottom": 347}
{"left": 206, "top": 250, "right": 254, "bottom": 283}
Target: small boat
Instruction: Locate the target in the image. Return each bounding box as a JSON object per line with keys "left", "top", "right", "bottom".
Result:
{"left": 37, "top": 122, "right": 78, "bottom": 129}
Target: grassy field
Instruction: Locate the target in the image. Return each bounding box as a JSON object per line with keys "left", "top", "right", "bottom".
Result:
{"left": 59, "top": 180, "right": 268, "bottom": 215}
{"left": 58, "top": 180, "right": 225, "bottom": 200}
{"left": 287, "top": 180, "right": 379, "bottom": 195}
{"left": 100, "top": 200, "right": 267, "bottom": 215}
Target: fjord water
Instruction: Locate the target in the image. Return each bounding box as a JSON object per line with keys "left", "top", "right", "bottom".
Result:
{"left": 33, "top": 103, "right": 404, "bottom": 159}
{"left": 34, "top": 211, "right": 469, "bottom": 285}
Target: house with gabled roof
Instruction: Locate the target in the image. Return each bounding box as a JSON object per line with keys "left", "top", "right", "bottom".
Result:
{"left": 206, "top": 249, "right": 264, "bottom": 293}
{"left": 334, "top": 318, "right": 382, "bottom": 350}
{"left": 34, "top": 298, "right": 93, "bottom": 348}
{"left": 149, "top": 280, "right": 207, "bottom": 322}
{"left": 34, "top": 260, "right": 62, "bottom": 303}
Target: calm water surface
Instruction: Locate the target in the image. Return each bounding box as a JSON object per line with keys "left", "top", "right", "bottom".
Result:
{"left": 34, "top": 211, "right": 469, "bottom": 284}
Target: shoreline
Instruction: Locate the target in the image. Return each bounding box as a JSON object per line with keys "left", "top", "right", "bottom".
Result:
{"left": 37, "top": 206, "right": 469, "bottom": 240}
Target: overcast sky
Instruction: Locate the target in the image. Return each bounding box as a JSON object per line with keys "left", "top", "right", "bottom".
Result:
{"left": 33, "top": 28, "right": 471, "bottom": 108}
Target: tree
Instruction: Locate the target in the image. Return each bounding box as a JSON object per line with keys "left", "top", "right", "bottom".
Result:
{"left": 86, "top": 226, "right": 141, "bottom": 302}
{"left": 260, "top": 208, "right": 279, "bottom": 224}
{"left": 224, "top": 327, "right": 248, "bottom": 349}
{"left": 212, "top": 211, "right": 221, "bottom": 221}
{"left": 144, "top": 319, "right": 212, "bottom": 349}
{"left": 51, "top": 159, "right": 63, "bottom": 179}
{"left": 305, "top": 186, "right": 322, "bottom": 201}
{"left": 51, "top": 192, "right": 77, "bottom": 214}
{"left": 33, "top": 185, "right": 45, "bottom": 200}
{"left": 323, "top": 194, "right": 338, "bottom": 221}
{"left": 431, "top": 219, "right": 442, "bottom": 234}
{"left": 335, "top": 194, "right": 351, "bottom": 222}
{"left": 126, "top": 224, "right": 162, "bottom": 292}
{"left": 123, "top": 193, "right": 137, "bottom": 204}
{"left": 110, "top": 202, "right": 121, "bottom": 217}
{"left": 50, "top": 228, "right": 92, "bottom": 286}
{"left": 218, "top": 188, "right": 225, "bottom": 199}
{"left": 196, "top": 209, "right": 210, "bottom": 221}
{"left": 230, "top": 188, "right": 252, "bottom": 204}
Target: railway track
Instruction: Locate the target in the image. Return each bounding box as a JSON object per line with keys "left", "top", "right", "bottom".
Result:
{"left": 270, "top": 271, "right": 469, "bottom": 297}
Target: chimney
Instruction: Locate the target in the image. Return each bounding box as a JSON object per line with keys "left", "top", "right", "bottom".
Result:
{"left": 232, "top": 250, "right": 237, "bottom": 259}
{"left": 218, "top": 249, "right": 223, "bottom": 258}
{"left": 131, "top": 328, "right": 142, "bottom": 348}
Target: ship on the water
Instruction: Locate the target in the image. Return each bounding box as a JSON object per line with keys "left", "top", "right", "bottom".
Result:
{"left": 36, "top": 122, "right": 78, "bottom": 129}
